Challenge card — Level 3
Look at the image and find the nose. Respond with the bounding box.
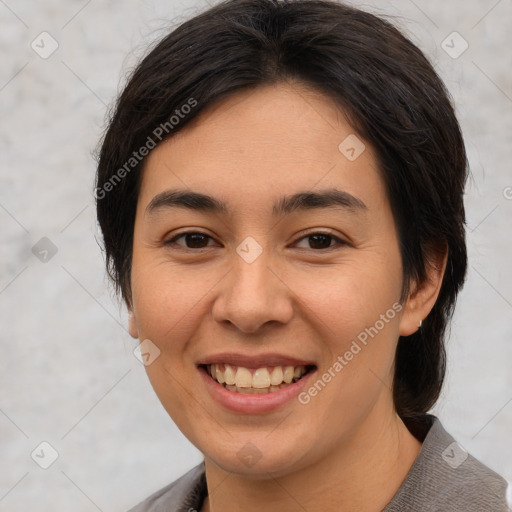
[211,243,294,334]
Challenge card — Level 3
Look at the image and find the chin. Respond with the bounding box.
[202,435,313,479]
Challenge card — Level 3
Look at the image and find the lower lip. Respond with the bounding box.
[198,366,316,414]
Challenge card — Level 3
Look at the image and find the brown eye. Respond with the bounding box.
[166,232,215,249]
[294,233,346,250]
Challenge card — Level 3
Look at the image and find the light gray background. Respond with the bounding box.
[1,0,511,510]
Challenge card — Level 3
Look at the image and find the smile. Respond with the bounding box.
[204,364,313,394]
[198,354,317,413]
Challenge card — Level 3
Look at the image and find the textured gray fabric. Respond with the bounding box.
[127,415,509,512]
[127,463,207,512]
[382,416,509,511]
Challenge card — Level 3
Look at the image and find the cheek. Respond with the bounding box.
[131,258,215,345]
[296,256,402,338]
[130,262,216,428]
[291,258,402,404]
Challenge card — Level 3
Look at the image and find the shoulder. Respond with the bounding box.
[384,415,510,511]
[127,462,206,512]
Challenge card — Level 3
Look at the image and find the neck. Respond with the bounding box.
[202,404,423,512]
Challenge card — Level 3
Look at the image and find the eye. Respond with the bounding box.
[165,232,217,249]
[164,231,348,251]
[293,232,347,250]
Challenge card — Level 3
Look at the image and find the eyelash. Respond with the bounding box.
[164,231,348,251]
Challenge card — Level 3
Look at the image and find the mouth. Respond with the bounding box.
[199,363,316,394]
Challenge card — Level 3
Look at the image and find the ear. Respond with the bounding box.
[399,244,448,337]
[128,309,139,339]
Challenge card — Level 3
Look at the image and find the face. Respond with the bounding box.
[128,82,413,477]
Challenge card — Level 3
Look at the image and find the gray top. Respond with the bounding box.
[127,415,510,512]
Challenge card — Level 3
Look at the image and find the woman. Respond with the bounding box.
[95,0,510,510]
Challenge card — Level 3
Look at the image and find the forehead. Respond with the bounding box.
[138,82,386,214]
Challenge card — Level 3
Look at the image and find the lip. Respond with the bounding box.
[198,364,317,414]
[197,352,316,369]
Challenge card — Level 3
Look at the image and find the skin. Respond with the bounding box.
[128,81,447,512]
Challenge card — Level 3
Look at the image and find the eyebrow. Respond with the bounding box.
[145,188,367,217]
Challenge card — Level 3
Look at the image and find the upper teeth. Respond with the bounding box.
[208,364,307,388]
